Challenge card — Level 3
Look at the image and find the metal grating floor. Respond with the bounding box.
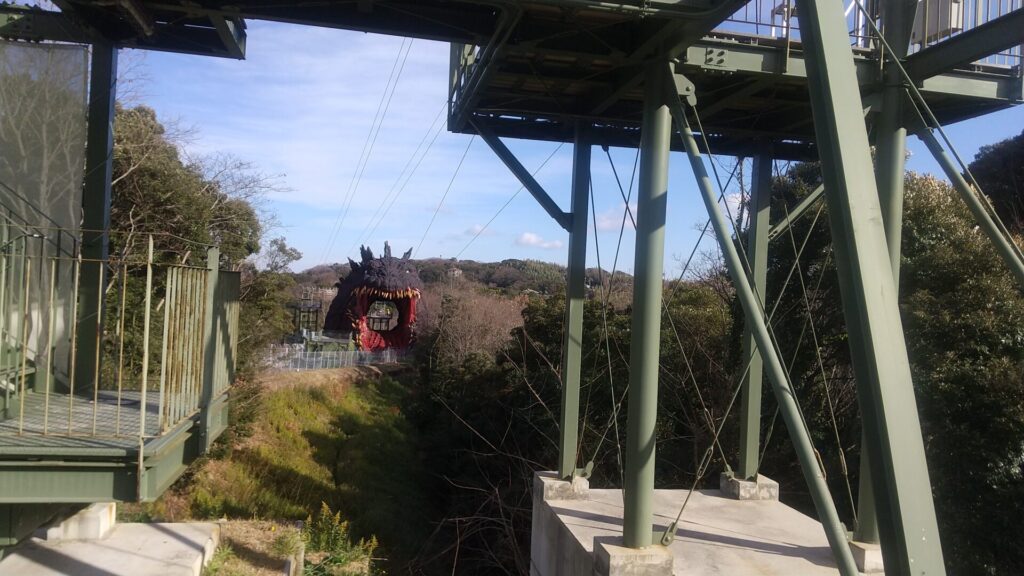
[0,390,163,451]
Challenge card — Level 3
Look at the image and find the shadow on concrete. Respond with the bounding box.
[6,542,121,576]
[149,523,207,554]
[550,504,836,569]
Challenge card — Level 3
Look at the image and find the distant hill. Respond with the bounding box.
[294,257,632,298]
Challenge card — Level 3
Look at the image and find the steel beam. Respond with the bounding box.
[622,62,671,549]
[586,0,749,115]
[768,184,824,241]
[737,150,771,479]
[472,120,572,231]
[796,0,946,570]
[856,0,916,545]
[905,8,1024,81]
[667,89,858,576]
[211,14,247,59]
[917,128,1024,288]
[558,124,591,479]
[0,6,93,43]
[75,43,117,395]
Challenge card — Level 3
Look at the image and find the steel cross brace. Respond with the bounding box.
[797,0,946,569]
[472,120,573,231]
[665,69,859,576]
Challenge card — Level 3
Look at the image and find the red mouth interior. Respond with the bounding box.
[351,287,419,351]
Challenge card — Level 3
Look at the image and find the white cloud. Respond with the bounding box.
[516,232,563,250]
[722,192,745,224]
[464,223,493,236]
[595,203,637,232]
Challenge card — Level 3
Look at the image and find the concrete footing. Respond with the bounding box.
[0,503,221,576]
[37,502,117,541]
[531,471,594,575]
[595,539,674,576]
[531,471,674,576]
[531,470,848,575]
[719,472,779,501]
[850,540,884,573]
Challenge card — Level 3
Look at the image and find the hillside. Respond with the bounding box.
[295,256,633,299]
[131,366,436,575]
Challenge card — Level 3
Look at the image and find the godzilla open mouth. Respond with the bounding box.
[323,243,424,352]
[351,286,420,351]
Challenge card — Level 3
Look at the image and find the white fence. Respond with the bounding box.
[263,345,405,371]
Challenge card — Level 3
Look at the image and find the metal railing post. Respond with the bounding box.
[623,62,671,549]
[199,247,220,450]
[138,236,154,440]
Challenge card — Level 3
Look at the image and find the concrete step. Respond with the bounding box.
[36,503,117,542]
[0,522,220,576]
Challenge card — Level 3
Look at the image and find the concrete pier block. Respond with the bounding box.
[531,472,592,576]
[594,539,674,576]
[3,522,219,576]
[850,540,885,573]
[535,470,590,501]
[719,472,779,501]
[38,502,117,541]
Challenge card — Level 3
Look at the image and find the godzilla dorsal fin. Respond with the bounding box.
[384,241,392,258]
[360,245,373,263]
[347,257,359,273]
[402,248,413,260]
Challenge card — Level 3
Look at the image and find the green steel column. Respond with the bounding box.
[558,123,591,479]
[668,97,858,575]
[918,128,1024,289]
[623,63,671,549]
[737,150,772,480]
[859,0,915,544]
[200,247,220,451]
[796,0,946,571]
[76,42,117,392]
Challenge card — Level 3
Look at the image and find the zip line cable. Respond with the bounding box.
[774,159,858,520]
[603,147,641,304]
[332,37,413,254]
[415,135,476,257]
[603,147,637,229]
[351,102,448,252]
[320,37,410,262]
[319,38,412,264]
[687,104,819,449]
[757,248,834,477]
[587,152,738,470]
[662,101,836,539]
[587,179,625,488]
[659,199,829,544]
[360,118,447,251]
[455,143,564,259]
[583,147,639,478]
[850,0,1024,264]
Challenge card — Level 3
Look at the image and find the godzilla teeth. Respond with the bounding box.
[353,286,420,300]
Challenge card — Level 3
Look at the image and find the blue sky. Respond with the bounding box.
[132,20,1024,274]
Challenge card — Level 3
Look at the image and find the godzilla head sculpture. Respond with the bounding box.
[324,242,423,351]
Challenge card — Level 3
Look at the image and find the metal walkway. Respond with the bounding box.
[0,391,160,452]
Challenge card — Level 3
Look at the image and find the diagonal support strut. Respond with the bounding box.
[472,119,572,231]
